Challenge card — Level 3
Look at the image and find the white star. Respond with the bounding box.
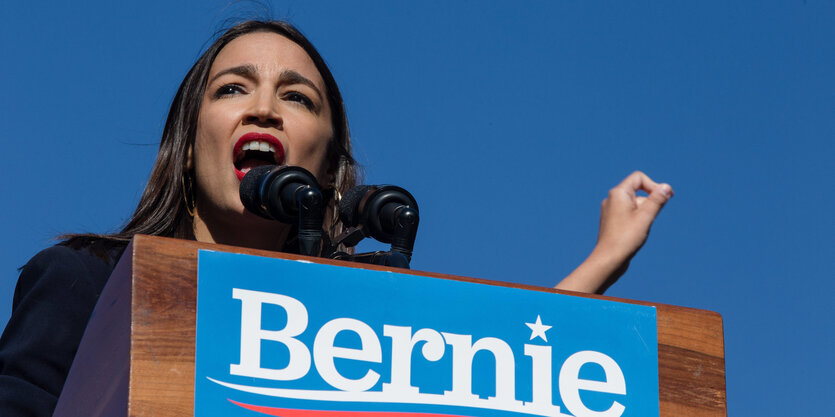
[525,315,552,342]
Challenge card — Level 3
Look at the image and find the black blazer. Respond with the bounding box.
[0,242,124,417]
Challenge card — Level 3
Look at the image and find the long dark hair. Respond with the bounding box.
[64,21,358,252]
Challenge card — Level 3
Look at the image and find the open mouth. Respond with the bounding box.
[233,133,285,180]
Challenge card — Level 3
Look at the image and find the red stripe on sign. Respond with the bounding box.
[228,399,474,417]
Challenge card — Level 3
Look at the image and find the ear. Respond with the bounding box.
[186,143,194,171]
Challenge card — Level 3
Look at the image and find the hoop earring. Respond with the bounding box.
[332,188,342,206]
[182,173,195,217]
[323,180,342,237]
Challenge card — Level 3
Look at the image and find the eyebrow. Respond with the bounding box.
[208,65,324,100]
[208,64,257,85]
[278,70,323,100]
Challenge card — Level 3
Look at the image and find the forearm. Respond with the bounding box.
[555,246,629,294]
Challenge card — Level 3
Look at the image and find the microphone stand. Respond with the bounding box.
[296,187,324,257]
[325,206,419,269]
[331,251,411,269]
[389,206,419,263]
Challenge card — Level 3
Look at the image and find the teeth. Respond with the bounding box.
[238,140,277,162]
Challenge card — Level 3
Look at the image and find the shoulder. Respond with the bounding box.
[13,242,126,310]
[23,241,124,271]
[21,245,92,276]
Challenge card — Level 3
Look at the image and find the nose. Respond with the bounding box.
[243,91,282,127]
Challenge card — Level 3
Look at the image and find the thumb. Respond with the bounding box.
[638,183,674,218]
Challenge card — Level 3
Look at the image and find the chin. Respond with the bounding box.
[235,204,281,227]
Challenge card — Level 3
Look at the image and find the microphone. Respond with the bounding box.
[240,165,324,256]
[339,185,419,260]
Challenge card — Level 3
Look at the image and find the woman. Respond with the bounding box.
[0,20,671,417]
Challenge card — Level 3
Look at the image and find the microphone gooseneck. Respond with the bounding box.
[338,185,419,263]
[239,165,324,256]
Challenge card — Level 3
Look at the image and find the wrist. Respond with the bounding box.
[588,244,631,272]
[556,248,622,293]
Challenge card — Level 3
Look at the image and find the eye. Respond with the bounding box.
[213,83,245,98]
[284,91,314,109]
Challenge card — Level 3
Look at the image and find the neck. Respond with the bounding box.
[191,208,292,252]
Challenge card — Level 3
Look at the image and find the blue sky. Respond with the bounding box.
[1,1,833,415]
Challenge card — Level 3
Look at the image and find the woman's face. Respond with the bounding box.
[192,31,333,224]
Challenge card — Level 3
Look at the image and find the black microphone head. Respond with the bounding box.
[339,185,375,227]
[239,165,278,219]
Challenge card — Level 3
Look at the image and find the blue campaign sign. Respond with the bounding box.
[194,250,659,417]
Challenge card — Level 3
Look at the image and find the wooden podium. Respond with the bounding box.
[53,235,726,416]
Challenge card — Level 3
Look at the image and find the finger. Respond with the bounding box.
[616,171,660,195]
[638,183,674,218]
